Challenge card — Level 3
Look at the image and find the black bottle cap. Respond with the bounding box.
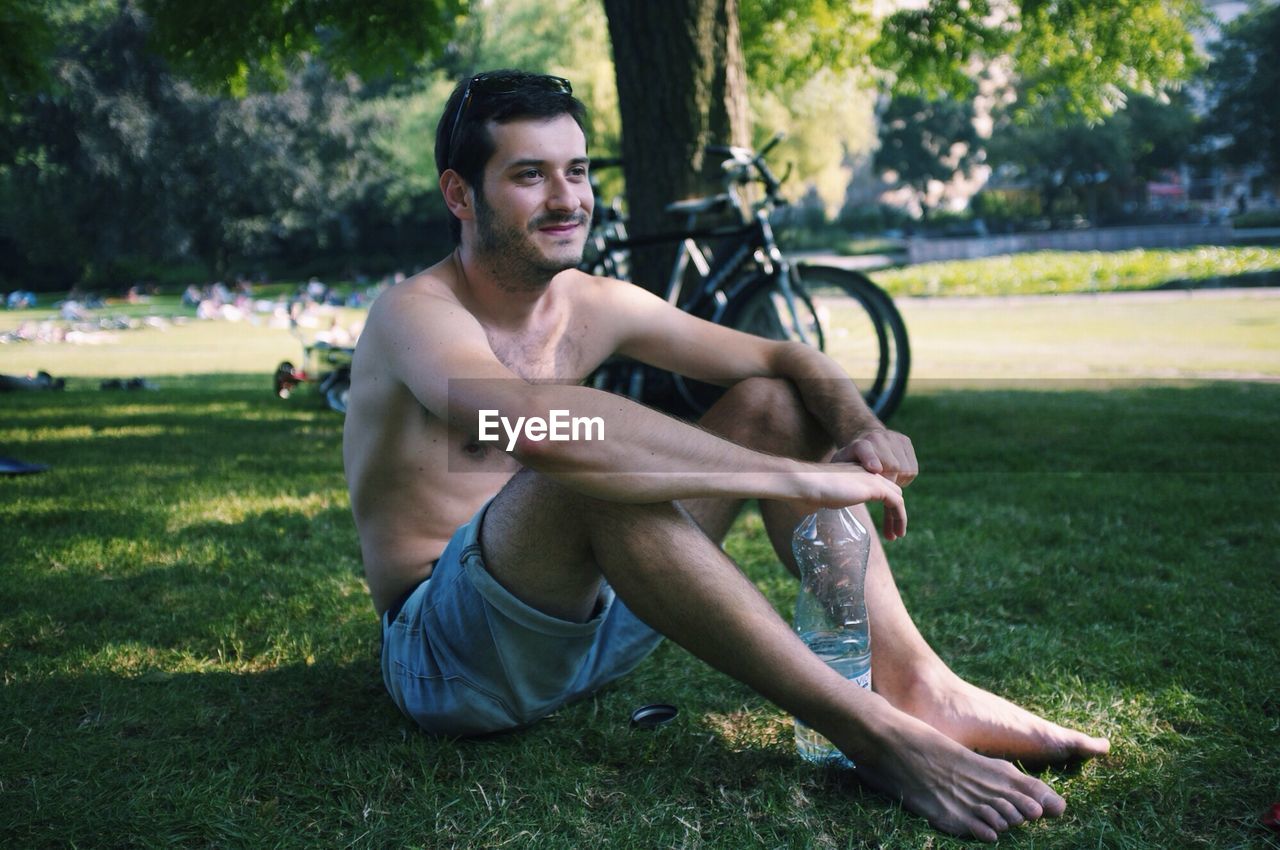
[629,703,678,729]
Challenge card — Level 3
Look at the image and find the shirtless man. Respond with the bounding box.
[342,70,1109,843]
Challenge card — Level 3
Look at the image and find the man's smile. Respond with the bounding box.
[532,213,588,237]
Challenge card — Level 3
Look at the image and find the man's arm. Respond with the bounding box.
[763,341,918,487]
[375,283,907,537]
[602,278,917,485]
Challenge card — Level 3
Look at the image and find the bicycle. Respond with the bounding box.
[581,134,911,422]
[273,316,354,414]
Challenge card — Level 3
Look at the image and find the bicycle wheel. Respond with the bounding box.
[791,264,910,422]
[590,357,700,419]
[670,271,823,415]
[703,265,910,422]
[320,367,351,414]
[723,273,825,350]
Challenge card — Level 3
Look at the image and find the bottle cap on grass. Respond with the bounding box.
[629,703,678,729]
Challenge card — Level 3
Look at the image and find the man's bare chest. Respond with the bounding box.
[485,314,589,383]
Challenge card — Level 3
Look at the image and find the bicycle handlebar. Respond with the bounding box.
[593,133,791,231]
[754,133,786,195]
[706,132,787,203]
[597,134,788,211]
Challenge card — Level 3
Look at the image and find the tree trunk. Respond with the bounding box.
[603,0,750,295]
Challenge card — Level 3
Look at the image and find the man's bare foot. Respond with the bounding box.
[836,706,1068,843]
[887,666,1110,766]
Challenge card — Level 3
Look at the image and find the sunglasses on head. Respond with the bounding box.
[446,73,574,170]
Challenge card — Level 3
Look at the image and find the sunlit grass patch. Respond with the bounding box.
[874,245,1280,298]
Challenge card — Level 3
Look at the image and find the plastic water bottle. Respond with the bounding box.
[792,507,872,768]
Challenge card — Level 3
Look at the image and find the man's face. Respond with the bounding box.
[470,114,594,286]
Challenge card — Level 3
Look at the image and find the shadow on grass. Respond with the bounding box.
[0,658,820,848]
[4,505,364,662]
[1151,268,1280,290]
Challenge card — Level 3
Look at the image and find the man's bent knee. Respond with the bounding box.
[480,468,695,621]
[702,377,830,459]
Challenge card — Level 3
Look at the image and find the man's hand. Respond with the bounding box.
[801,466,907,541]
[833,427,918,487]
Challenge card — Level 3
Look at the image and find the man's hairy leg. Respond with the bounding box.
[759,499,1110,764]
[730,384,1109,765]
[478,383,1071,842]
[482,470,1066,841]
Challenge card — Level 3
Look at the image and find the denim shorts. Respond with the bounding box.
[380,499,664,737]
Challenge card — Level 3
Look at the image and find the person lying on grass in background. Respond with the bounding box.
[342,69,1109,844]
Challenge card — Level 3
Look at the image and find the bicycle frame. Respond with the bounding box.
[594,203,818,346]
[582,133,910,421]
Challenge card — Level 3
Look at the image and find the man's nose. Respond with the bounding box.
[546,173,583,212]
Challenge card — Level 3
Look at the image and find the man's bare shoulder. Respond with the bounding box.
[571,266,626,292]
[370,262,462,319]
[364,262,495,350]
[563,268,654,311]
[569,267,683,332]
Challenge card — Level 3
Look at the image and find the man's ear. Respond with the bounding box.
[440,170,476,222]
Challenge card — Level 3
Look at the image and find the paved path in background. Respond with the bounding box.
[792,226,1280,275]
[788,252,898,272]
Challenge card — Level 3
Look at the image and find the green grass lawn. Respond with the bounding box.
[3,287,1279,848]
[0,298,364,380]
[825,289,1280,385]
[874,246,1280,298]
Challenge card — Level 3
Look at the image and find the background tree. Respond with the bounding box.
[1123,90,1198,185]
[193,62,408,277]
[139,0,465,97]
[0,0,57,100]
[739,0,877,216]
[1200,1,1280,175]
[874,94,979,223]
[601,0,751,292]
[0,5,194,287]
[986,113,1127,226]
[0,3,418,289]
[2,0,1211,291]
[984,91,1198,227]
[872,0,1204,124]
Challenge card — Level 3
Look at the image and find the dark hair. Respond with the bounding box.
[435,69,589,244]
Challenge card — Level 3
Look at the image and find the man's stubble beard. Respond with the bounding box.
[473,190,587,294]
